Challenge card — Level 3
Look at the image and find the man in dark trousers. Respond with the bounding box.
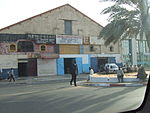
[8,68,15,82]
[70,61,78,86]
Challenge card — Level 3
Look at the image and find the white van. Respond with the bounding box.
[104,63,119,73]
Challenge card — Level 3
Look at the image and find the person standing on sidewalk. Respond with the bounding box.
[106,65,109,74]
[70,61,78,86]
[117,67,124,83]
[87,67,94,81]
[137,65,147,81]
[8,68,15,82]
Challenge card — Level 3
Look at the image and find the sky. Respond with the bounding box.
[0,0,113,29]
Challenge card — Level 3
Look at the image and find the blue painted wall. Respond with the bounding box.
[82,55,90,73]
[57,58,64,75]
[90,57,98,72]
[108,57,116,63]
[82,64,90,73]
[57,55,91,75]
[1,68,18,79]
[57,56,91,75]
[76,57,82,74]
[108,57,123,67]
[80,45,84,54]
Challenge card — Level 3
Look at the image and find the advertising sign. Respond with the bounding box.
[56,35,82,44]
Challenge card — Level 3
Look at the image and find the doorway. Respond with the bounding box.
[64,58,75,74]
[18,58,37,77]
[98,57,108,72]
[18,62,28,77]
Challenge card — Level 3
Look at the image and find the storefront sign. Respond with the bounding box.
[41,53,59,59]
[27,34,56,44]
[56,35,82,44]
[0,34,56,44]
[90,37,104,45]
[83,36,90,44]
[28,52,59,59]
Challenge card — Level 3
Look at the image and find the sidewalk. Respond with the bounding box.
[78,80,148,87]
[0,74,88,85]
[78,72,149,87]
[0,74,148,87]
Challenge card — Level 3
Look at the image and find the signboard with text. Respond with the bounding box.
[90,37,104,45]
[27,34,56,44]
[56,35,82,44]
[0,34,56,44]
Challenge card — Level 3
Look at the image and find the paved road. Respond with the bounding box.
[0,81,146,113]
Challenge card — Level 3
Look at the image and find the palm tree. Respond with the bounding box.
[99,0,150,52]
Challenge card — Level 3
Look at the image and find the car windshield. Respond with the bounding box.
[111,65,117,68]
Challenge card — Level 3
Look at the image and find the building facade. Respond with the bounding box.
[0,4,121,77]
[0,34,58,78]
[121,37,150,68]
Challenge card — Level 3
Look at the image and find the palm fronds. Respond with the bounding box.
[99,0,150,51]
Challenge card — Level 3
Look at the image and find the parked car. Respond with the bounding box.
[104,63,119,73]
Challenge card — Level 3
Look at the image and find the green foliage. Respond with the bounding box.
[99,0,150,50]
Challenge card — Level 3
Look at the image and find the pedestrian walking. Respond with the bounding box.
[8,68,15,82]
[117,67,124,83]
[70,61,78,86]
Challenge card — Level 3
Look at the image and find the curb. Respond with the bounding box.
[0,77,87,86]
[77,81,147,87]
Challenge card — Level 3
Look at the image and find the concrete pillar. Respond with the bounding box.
[131,38,137,65]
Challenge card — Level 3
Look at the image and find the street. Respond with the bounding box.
[0,81,146,113]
